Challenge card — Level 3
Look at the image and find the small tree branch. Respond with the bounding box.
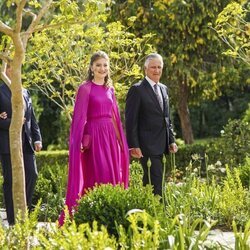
[15,0,27,32]
[27,0,53,33]
[0,53,12,63]
[32,20,87,33]
[23,8,37,21]
[22,0,53,47]
[0,21,13,37]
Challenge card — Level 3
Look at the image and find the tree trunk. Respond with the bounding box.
[9,35,27,221]
[177,75,194,144]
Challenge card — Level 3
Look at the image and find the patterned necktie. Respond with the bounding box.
[154,84,163,110]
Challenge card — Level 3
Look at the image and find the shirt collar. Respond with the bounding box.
[145,76,159,88]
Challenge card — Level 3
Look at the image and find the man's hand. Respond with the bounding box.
[130,148,143,158]
[0,112,26,125]
[34,142,42,152]
[0,112,7,119]
[169,143,178,153]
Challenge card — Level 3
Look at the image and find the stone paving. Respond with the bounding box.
[0,209,245,249]
[206,230,235,249]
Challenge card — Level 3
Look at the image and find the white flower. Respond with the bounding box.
[215,161,222,167]
[219,167,226,173]
[207,165,215,171]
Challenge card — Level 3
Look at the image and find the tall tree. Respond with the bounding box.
[110,0,244,144]
[0,0,54,221]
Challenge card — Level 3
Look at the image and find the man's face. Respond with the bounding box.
[145,58,163,83]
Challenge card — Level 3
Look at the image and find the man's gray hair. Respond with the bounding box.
[144,53,163,68]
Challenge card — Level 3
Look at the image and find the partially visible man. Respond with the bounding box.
[125,53,178,196]
[0,65,42,225]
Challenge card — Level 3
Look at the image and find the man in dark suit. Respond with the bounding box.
[0,65,42,225]
[125,53,178,196]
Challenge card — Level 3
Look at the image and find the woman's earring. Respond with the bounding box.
[91,71,94,77]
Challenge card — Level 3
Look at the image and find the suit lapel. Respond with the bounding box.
[159,84,166,112]
[159,84,170,115]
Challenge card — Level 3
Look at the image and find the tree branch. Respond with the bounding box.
[23,8,37,21]
[15,0,27,32]
[22,0,53,46]
[0,53,12,63]
[32,20,88,33]
[0,21,13,37]
[28,0,53,32]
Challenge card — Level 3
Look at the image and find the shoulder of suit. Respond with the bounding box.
[132,80,144,87]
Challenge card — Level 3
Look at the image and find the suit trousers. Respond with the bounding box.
[0,152,38,224]
[140,155,164,196]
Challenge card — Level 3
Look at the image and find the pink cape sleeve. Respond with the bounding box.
[111,88,130,188]
[58,81,91,225]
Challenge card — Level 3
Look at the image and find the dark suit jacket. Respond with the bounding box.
[125,78,175,156]
[0,83,42,154]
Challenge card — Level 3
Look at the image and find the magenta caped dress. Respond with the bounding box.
[59,81,129,225]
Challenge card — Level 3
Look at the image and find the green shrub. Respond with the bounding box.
[238,156,250,189]
[36,150,68,171]
[32,150,68,221]
[216,166,250,229]
[207,119,250,167]
[38,221,117,249]
[233,219,250,250]
[164,177,220,224]
[0,207,118,249]
[0,206,40,249]
[129,160,143,188]
[173,118,250,173]
[163,166,250,231]
[33,161,68,221]
[242,103,250,123]
[0,207,218,250]
[170,119,250,175]
[74,184,164,237]
[173,144,207,173]
[118,210,161,249]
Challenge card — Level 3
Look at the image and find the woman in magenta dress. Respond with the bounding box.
[59,51,129,225]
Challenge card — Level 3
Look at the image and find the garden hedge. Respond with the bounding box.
[36,150,68,171]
